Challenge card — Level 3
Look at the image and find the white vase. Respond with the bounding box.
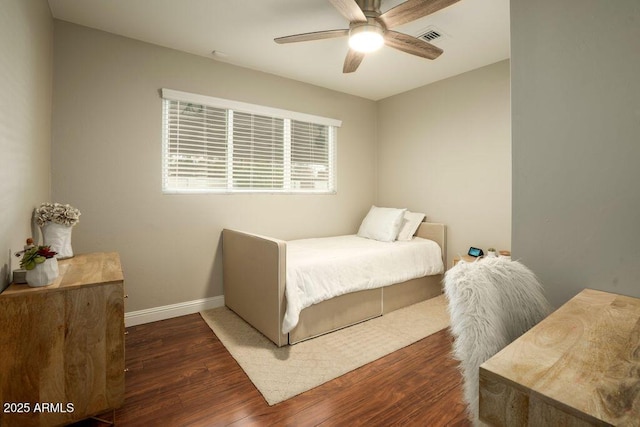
[41,222,74,259]
[25,258,59,287]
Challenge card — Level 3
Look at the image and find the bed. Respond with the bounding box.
[222,211,446,347]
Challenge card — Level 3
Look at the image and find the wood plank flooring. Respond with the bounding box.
[75,313,471,426]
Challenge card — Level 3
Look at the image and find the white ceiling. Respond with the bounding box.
[47,0,510,101]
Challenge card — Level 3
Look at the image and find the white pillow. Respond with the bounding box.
[396,211,426,241]
[357,206,406,242]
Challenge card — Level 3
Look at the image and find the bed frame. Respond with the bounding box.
[222,222,446,347]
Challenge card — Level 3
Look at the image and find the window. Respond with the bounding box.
[161,89,341,194]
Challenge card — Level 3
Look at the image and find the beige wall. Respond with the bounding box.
[377,60,511,267]
[0,0,53,291]
[52,21,378,312]
[511,0,640,306]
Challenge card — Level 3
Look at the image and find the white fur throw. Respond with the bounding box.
[443,257,551,425]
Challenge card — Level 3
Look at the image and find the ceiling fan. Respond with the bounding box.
[274,0,460,73]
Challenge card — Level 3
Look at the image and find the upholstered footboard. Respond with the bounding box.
[222,229,288,347]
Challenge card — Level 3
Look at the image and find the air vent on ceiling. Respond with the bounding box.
[419,29,441,42]
[417,26,448,44]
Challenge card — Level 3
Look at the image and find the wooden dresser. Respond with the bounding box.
[479,288,640,426]
[0,252,125,426]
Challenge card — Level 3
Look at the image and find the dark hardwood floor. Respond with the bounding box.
[78,313,471,426]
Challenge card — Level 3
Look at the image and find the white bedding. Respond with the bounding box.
[282,235,444,333]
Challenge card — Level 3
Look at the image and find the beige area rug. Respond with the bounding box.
[200,294,450,405]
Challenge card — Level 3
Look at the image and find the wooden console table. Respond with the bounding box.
[0,252,125,426]
[479,288,640,426]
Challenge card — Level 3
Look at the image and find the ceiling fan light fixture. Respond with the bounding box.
[348,23,384,53]
[274,0,458,73]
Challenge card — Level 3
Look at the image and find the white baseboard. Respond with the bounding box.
[125,295,225,327]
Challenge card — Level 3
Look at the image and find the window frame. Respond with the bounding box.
[161,89,341,195]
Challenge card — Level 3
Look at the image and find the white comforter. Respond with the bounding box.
[282,235,444,333]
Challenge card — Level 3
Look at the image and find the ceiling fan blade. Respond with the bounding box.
[328,0,367,23]
[343,49,365,73]
[379,0,460,28]
[274,29,349,44]
[384,31,443,59]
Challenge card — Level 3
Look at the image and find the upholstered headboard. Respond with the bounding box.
[416,222,446,267]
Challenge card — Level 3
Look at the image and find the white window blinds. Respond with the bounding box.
[161,89,340,194]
